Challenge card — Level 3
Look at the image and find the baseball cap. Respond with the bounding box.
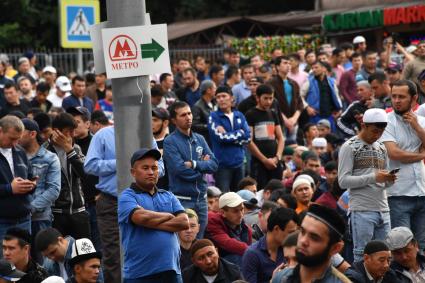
[363,108,388,124]
[237,189,259,208]
[130,148,161,166]
[317,119,331,129]
[385,226,414,250]
[41,276,66,283]
[312,137,327,148]
[55,76,72,92]
[353,36,366,44]
[152,108,170,120]
[69,238,102,267]
[207,186,222,198]
[0,259,26,281]
[67,106,91,121]
[385,63,402,73]
[22,118,40,133]
[42,66,57,74]
[219,192,245,209]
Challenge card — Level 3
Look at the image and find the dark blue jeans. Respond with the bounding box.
[0,216,31,258]
[86,203,102,252]
[388,196,425,251]
[177,195,208,239]
[124,271,182,283]
[214,166,244,193]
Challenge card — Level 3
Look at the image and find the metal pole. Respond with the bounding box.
[77,48,83,74]
[105,0,152,193]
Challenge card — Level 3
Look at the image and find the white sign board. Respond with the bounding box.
[102,24,170,79]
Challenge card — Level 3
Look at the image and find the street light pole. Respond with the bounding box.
[105,0,153,194]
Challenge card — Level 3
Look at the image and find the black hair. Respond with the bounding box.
[340,42,354,50]
[332,48,344,57]
[274,56,290,66]
[303,123,316,133]
[363,50,377,58]
[241,64,254,72]
[368,72,387,84]
[72,75,85,85]
[91,110,109,125]
[261,200,279,213]
[225,65,239,80]
[351,52,362,60]
[28,107,43,117]
[209,65,223,78]
[324,161,337,172]
[215,85,232,96]
[169,101,190,119]
[4,81,17,91]
[282,231,299,247]
[183,67,196,76]
[228,48,239,55]
[4,228,31,248]
[36,82,50,93]
[150,84,165,97]
[84,73,95,84]
[305,49,315,57]
[288,53,301,61]
[316,51,328,58]
[267,207,299,232]
[237,176,257,191]
[159,73,172,83]
[270,189,298,210]
[35,228,62,252]
[178,57,190,63]
[256,84,274,97]
[52,112,77,130]
[34,112,52,131]
[264,179,284,192]
[391,79,418,97]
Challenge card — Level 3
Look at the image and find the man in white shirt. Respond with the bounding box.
[47,76,71,107]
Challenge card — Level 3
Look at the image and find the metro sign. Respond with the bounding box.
[109,35,137,61]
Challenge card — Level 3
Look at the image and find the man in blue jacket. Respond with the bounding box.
[62,76,94,113]
[208,85,250,192]
[303,61,342,132]
[0,115,36,256]
[164,101,218,238]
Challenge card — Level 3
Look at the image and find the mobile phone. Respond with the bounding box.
[390,168,400,174]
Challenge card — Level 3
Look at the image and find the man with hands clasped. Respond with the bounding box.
[0,115,36,256]
[380,79,425,251]
[339,108,396,262]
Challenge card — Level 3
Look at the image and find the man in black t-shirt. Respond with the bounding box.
[246,84,285,190]
[152,107,170,190]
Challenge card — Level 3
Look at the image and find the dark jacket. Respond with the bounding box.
[45,142,86,214]
[345,260,410,283]
[62,94,94,113]
[183,258,241,283]
[390,253,425,283]
[336,100,368,138]
[0,145,33,219]
[30,99,53,113]
[269,75,303,118]
[0,99,31,118]
[18,259,48,283]
[192,97,216,146]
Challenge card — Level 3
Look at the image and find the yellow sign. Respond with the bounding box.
[60,0,100,48]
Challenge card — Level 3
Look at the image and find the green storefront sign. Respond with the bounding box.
[323,4,425,31]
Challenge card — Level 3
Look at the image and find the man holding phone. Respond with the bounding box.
[0,116,36,256]
[338,108,395,262]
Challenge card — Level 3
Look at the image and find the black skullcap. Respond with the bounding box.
[216,85,232,96]
[190,239,215,257]
[307,204,346,239]
[364,240,390,255]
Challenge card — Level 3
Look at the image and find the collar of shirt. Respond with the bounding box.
[130,182,158,196]
[364,263,382,283]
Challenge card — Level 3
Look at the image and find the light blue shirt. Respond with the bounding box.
[380,112,425,197]
[84,126,164,197]
[232,80,251,106]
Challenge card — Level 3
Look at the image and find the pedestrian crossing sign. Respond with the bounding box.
[60,0,100,48]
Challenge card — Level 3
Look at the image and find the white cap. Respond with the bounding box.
[363,108,388,124]
[41,276,66,283]
[353,36,366,44]
[42,66,57,74]
[406,45,417,53]
[312,137,327,148]
[292,177,312,192]
[219,192,244,209]
[55,76,72,92]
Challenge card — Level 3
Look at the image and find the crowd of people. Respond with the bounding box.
[0,35,425,283]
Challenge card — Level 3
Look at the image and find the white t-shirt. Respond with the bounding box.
[225,112,234,129]
[202,274,218,283]
[0,148,14,176]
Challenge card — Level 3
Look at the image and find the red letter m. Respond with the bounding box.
[113,40,134,59]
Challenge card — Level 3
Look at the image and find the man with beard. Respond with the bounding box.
[152,107,170,190]
[381,79,425,252]
[271,204,350,283]
[176,68,201,107]
[183,239,241,283]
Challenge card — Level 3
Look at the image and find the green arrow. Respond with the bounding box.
[140,39,165,62]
